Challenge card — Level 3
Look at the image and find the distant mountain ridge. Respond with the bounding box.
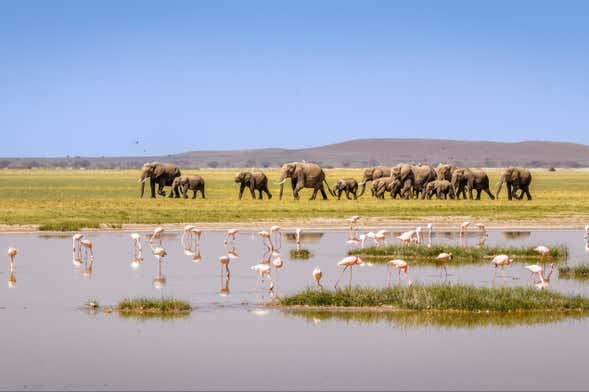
[2,138,589,169]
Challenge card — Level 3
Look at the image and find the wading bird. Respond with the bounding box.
[259,230,273,250]
[335,256,368,289]
[152,247,167,261]
[272,256,284,269]
[460,222,471,236]
[295,228,302,251]
[80,239,94,262]
[270,225,282,250]
[251,263,274,296]
[313,266,323,290]
[130,232,142,258]
[182,225,201,248]
[150,227,164,244]
[475,223,486,234]
[224,228,239,245]
[413,227,422,245]
[8,247,17,265]
[387,259,413,287]
[435,252,453,277]
[72,233,84,262]
[535,263,554,290]
[585,224,589,239]
[219,256,230,278]
[524,264,544,283]
[397,230,415,247]
[491,254,513,280]
[534,245,551,258]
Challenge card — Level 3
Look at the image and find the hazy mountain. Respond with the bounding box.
[3,139,589,169]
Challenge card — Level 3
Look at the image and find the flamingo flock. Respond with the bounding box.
[3,219,586,294]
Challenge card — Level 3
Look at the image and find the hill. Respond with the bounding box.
[2,138,589,169]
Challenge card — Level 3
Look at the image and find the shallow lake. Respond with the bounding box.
[1,228,588,390]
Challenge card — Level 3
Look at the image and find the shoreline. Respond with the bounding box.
[0,218,588,234]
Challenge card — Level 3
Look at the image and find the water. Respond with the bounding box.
[0,229,588,390]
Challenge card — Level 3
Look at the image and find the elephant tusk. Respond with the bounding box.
[275,179,287,185]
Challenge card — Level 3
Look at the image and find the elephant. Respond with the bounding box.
[436,163,459,181]
[390,163,414,199]
[423,180,455,200]
[172,175,206,199]
[234,171,272,200]
[373,177,402,199]
[496,167,532,200]
[333,178,359,200]
[451,168,495,200]
[277,162,334,200]
[410,164,437,199]
[139,162,181,198]
[357,166,392,197]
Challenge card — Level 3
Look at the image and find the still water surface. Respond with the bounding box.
[0,229,588,390]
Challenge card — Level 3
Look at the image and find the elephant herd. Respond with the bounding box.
[137,161,533,201]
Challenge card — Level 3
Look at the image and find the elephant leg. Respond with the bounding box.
[150,180,156,198]
[476,189,481,200]
[401,180,412,199]
[345,190,352,200]
[249,185,256,199]
[524,186,532,200]
[507,184,513,200]
[319,186,328,200]
[293,181,304,200]
[174,184,181,198]
[264,186,272,199]
[485,188,495,200]
[352,190,357,200]
[337,190,341,200]
[310,187,318,200]
[192,190,197,199]
[201,186,206,199]
[238,184,245,200]
[182,184,189,199]
[258,189,263,200]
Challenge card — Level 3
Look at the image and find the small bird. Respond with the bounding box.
[8,247,17,264]
[150,227,164,243]
[224,228,239,245]
[387,259,413,287]
[313,266,323,290]
[534,245,551,258]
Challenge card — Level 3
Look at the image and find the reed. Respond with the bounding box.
[559,265,589,280]
[117,297,191,314]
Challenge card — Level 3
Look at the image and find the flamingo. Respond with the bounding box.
[224,228,238,245]
[8,268,16,288]
[8,247,17,265]
[375,229,389,245]
[150,227,164,243]
[346,216,361,234]
[413,227,422,245]
[426,223,433,236]
[535,263,555,289]
[364,231,378,246]
[435,252,453,277]
[272,256,284,269]
[491,254,513,279]
[524,264,544,283]
[181,225,196,247]
[460,221,471,236]
[295,228,302,251]
[80,239,94,261]
[251,263,274,295]
[152,247,167,261]
[334,256,367,289]
[259,230,273,249]
[313,266,323,290]
[397,230,414,247]
[387,259,413,287]
[72,233,83,261]
[534,245,551,258]
[475,223,486,234]
[270,225,282,249]
[219,256,231,278]
[130,233,142,259]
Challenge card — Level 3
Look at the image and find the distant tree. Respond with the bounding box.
[26,160,41,168]
[261,161,272,168]
[0,160,10,168]
[207,161,219,168]
[369,158,379,166]
[73,160,91,168]
[244,159,256,168]
[341,160,351,168]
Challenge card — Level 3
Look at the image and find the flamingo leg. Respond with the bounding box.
[348,266,353,288]
[334,266,348,289]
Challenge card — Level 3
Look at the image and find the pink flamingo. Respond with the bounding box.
[8,247,17,265]
[295,228,302,251]
[80,239,94,262]
[259,230,273,249]
[270,225,282,249]
[435,252,453,277]
[219,256,231,278]
[491,254,513,280]
[534,245,551,258]
[524,264,544,283]
[475,223,486,234]
[130,232,142,258]
[313,266,323,290]
[397,230,414,247]
[150,227,164,243]
[334,256,367,289]
[224,228,239,245]
[387,259,413,286]
[251,263,274,295]
[460,221,471,236]
[72,233,83,261]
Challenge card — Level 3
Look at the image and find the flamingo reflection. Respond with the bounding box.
[270,225,282,251]
[7,248,17,288]
[130,233,143,269]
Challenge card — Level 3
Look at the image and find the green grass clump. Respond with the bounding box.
[290,248,311,259]
[349,244,567,264]
[117,297,192,314]
[283,309,584,329]
[39,220,100,231]
[559,265,589,280]
[0,169,588,227]
[278,285,589,312]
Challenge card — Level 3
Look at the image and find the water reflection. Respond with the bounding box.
[153,260,166,289]
[282,309,588,329]
[502,231,531,240]
[8,263,16,288]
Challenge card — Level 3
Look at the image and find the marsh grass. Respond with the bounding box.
[349,244,567,264]
[290,248,312,260]
[283,309,585,329]
[559,265,589,280]
[117,297,191,314]
[0,169,587,229]
[278,285,589,311]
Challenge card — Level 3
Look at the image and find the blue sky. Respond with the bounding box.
[1,1,588,157]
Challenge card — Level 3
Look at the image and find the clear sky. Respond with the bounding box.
[1,0,588,157]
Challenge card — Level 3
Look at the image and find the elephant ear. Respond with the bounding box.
[153,165,166,178]
[510,170,519,182]
[244,172,253,183]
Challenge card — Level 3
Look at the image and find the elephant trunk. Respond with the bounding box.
[139,175,147,198]
[278,173,286,200]
[357,180,367,197]
[496,178,504,198]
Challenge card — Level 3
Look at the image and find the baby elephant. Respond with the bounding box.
[172,175,206,199]
[423,180,455,200]
[234,171,272,200]
[333,178,359,200]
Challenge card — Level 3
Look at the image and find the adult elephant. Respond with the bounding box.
[373,177,402,199]
[277,162,334,200]
[410,164,437,199]
[138,162,181,198]
[436,163,458,181]
[451,168,495,200]
[496,167,532,200]
[390,163,414,199]
[357,166,392,197]
[234,171,272,200]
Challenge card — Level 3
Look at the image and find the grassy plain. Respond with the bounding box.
[0,168,587,230]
